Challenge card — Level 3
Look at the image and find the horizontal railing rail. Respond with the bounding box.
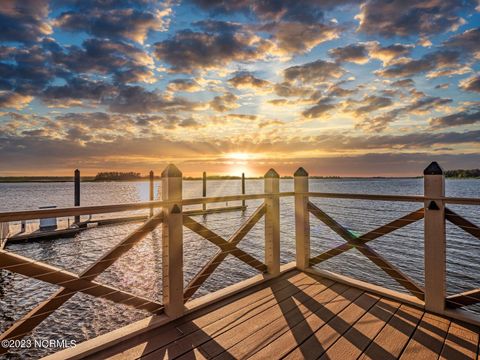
[1,192,478,223]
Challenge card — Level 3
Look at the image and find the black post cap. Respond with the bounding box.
[161,164,182,177]
[294,167,308,177]
[264,168,279,178]
[423,161,444,175]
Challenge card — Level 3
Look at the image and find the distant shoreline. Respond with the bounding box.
[1,175,478,183]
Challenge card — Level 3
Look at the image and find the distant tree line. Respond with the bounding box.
[94,172,143,181]
[445,169,480,178]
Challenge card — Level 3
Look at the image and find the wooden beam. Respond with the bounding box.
[445,208,480,240]
[183,204,266,301]
[183,216,267,273]
[0,250,163,312]
[308,201,424,299]
[0,194,269,222]
[447,288,480,308]
[0,212,164,347]
[183,215,267,272]
[309,208,424,265]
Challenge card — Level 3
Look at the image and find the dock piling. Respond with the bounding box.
[202,171,207,212]
[241,172,246,208]
[149,170,154,217]
[74,169,80,224]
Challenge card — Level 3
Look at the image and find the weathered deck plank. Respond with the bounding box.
[248,287,363,359]
[440,321,479,359]
[319,297,401,359]
[399,312,450,360]
[358,304,424,360]
[283,292,379,360]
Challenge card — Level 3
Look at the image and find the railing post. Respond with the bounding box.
[264,168,280,276]
[161,164,184,317]
[424,161,446,313]
[149,170,154,217]
[294,167,310,270]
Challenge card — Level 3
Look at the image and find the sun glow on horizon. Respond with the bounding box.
[224,152,253,160]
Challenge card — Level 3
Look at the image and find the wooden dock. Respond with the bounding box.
[46,269,480,360]
[0,162,479,359]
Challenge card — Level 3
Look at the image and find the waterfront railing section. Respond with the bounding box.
[0,162,479,354]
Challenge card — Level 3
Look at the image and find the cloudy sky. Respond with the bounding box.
[0,0,479,176]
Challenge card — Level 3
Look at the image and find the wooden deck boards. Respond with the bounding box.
[82,270,480,360]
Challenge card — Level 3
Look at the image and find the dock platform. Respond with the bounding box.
[48,269,480,360]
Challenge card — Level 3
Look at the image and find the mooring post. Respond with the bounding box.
[264,168,280,276]
[424,161,446,314]
[149,170,154,217]
[241,172,246,209]
[74,169,80,224]
[294,167,310,270]
[162,164,184,318]
[202,171,207,212]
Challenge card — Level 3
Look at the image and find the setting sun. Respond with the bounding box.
[224,152,253,160]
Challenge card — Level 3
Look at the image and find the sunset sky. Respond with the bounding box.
[0,0,479,176]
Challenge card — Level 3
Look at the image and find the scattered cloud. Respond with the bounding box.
[55,0,171,44]
[356,0,470,37]
[284,59,344,84]
[460,75,480,92]
[0,0,52,43]
[209,92,239,112]
[376,50,460,78]
[430,110,480,129]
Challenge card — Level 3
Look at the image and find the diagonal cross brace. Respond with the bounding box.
[183,213,267,274]
[445,207,480,240]
[307,202,424,299]
[310,208,425,265]
[0,250,163,312]
[183,204,266,301]
[0,212,164,349]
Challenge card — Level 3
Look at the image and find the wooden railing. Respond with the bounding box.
[294,162,480,317]
[0,162,479,355]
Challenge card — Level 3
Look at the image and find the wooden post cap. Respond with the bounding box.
[294,167,308,177]
[424,162,443,175]
[264,168,279,178]
[161,164,182,177]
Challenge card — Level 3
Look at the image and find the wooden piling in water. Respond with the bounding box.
[202,171,207,212]
[242,172,246,208]
[149,170,154,217]
[74,169,80,224]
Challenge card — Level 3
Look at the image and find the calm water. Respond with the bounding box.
[0,178,479,359]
